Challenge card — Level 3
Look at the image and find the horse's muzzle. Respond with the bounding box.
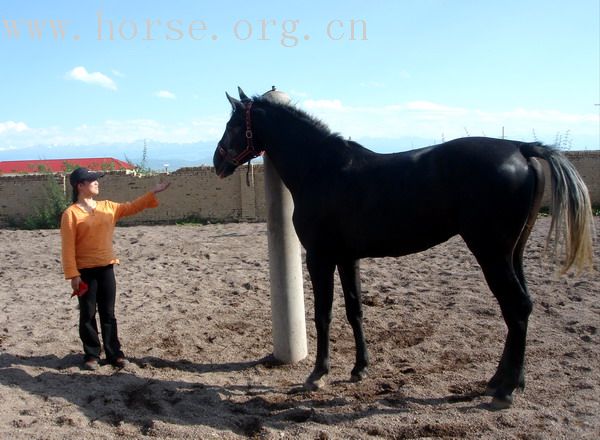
[213,145,236,178]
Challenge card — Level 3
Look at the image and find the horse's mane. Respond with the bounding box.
[252,95,377,161]
[253,95,337,139]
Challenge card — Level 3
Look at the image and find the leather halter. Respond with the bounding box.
[218,101,263,166]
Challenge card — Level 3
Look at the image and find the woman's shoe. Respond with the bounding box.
[113,357,129,369]
[82,359,99,371]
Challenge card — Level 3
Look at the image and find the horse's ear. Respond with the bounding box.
[226,92,242,110]
[238,87,251,102]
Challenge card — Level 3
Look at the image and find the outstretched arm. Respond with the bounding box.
[152,181,171,194]
[114,181,171,220]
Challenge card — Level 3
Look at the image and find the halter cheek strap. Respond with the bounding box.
[218,101,263,166]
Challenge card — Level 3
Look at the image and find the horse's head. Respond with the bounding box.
[213,87,262,178]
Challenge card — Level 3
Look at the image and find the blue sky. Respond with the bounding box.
[1,0,599,165]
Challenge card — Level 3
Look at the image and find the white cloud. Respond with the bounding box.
[0,101,597,154]
[0,121,28,134]
[155,90,176,99]
[500,108,598,124]
[66,66,117,91]
[297,98,599,147]
[0,117,227,150]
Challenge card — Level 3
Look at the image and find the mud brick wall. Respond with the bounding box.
[97,165,267,225]
[0,152,598,228]
[540,151,600,208]
[0,166,267,227]
[0,173,67,225]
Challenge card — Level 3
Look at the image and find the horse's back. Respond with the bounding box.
[321,137,540,258]
[349,136,534,209]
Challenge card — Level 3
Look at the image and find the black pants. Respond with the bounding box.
[78,265,124,363]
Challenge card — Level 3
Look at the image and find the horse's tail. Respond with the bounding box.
[520,142,594,273]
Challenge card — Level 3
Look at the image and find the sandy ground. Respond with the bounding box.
[0,217,598,439]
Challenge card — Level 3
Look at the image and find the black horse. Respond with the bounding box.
[213,88,594,409]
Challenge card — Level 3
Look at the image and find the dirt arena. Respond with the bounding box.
[0,217,598,439]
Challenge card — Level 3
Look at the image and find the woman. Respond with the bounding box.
[60,167,170,370]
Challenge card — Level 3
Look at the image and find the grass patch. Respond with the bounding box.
[7,176,70,229]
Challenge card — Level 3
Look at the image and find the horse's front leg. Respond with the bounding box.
[338,259,369,382]
[305,251,335,391]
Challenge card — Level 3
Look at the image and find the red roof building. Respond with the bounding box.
[0,158,134,175]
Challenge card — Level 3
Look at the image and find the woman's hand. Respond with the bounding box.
[152,181,171,194]
[71,276,81,292]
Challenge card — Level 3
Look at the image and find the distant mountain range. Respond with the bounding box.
[0,141,218,171]
[0,136,449,171]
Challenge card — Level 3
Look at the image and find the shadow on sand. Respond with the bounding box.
[0,352,489,437]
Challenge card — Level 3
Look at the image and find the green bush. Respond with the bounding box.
[11,176,70,229]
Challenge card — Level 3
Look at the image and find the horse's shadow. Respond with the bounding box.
[0,352,490,436]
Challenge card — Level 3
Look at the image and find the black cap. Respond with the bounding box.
[69,167,105,187]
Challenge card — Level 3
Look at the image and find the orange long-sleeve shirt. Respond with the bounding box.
[60,192,159,279]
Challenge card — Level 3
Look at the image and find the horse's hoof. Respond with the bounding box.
[304,377,325,391]
[490,394,513,410]
[484,386,497,397]
[350,369,368,383]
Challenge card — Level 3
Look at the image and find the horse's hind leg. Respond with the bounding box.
[489,158,543,398]
[476,253,533,409]
[513,157,544,296]
[338,259,369,382]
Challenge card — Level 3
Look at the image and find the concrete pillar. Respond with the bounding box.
[263,87,307,363]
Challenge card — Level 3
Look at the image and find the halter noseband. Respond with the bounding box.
[218,100,263,166]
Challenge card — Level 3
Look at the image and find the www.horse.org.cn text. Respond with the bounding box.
[1,11,368,47]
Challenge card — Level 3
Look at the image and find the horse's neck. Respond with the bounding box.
[258,107,333,194]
